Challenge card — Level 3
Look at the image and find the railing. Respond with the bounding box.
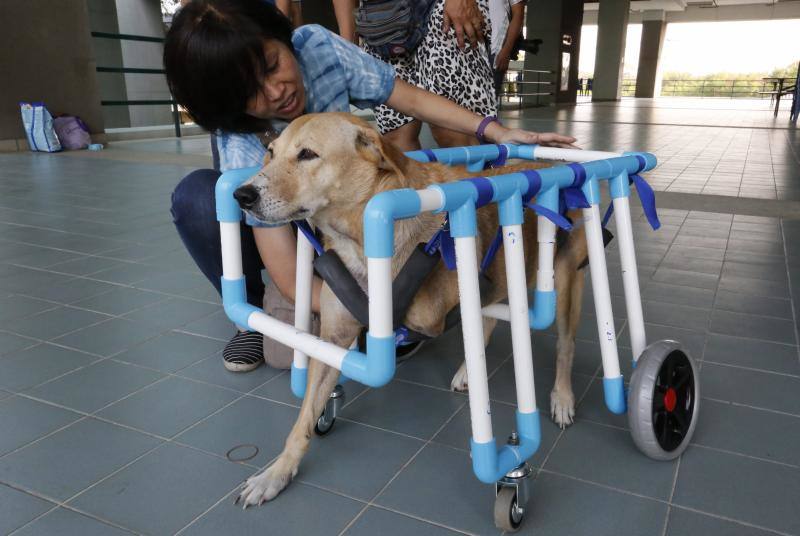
[499,69,554,107]
[90,31,182,137]
[618,78,786,99]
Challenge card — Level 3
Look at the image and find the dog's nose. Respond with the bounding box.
[233,185,260,209]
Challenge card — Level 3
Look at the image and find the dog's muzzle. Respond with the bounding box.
[234,185,260,210]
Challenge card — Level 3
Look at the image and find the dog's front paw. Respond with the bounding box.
[236,463,297,508]
[550,388,575,429]
[450,364,469,392]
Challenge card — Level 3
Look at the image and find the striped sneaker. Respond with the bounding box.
[223,331,264,372]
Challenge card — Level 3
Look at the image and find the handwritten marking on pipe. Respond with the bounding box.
[507,231,516,244]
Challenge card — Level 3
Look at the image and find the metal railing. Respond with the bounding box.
[498,69,554,107]
[617,78,789,99]
[90,31,182,137]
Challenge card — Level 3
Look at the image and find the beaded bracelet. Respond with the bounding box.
[475,115,500,143]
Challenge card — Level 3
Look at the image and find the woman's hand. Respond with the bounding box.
[443,0,485,50]
[486,123,578,149]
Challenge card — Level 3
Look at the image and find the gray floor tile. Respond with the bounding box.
[298,418,424,500]
[71,286,166,316]
[0,483,55,535]
[26,360,164,413]
[659,255,723,275]
[182,481,363,536]
[90,263,157,285]
[0,267,76,295]
[0,418,160,501]
[692,399,800,466]
[175,309,233,340]
[20,277,118,305]
[176,395,299,468]
[642,281,716,309]
[0,295,56,324]
[344,507,462,536]
[722,260,789,282]
[727,238,785,256]
[97,376,239,438]
[53,318,163,357]
[0,344,97,392]
[544,421,677,500]
[181,356,285,393]
[713,289,793,319]
[528,334,604,377]
[575,379,631,429]
[433,400,561,468]
[642,301,710,331]
[69,443,251,536]
[702,333,799,374]
[0,396,81,456]
[651,267,719,290]
[343,380,465,440]
[5,306,110,341]
[122,297,219,331]
[132,270,211,296]
[375,442,502,535]
[665,507,777,536]
[717,274,789,299]
[0,330,37,357]
[488,362,594,411]
[114,331,224,373]
[708,309,795,344]
[701,362,800,416]
[47,255,126,276]
[618,322,707,362]
[11,507,134,536]
[522,472,668,536]
[673,446,800,535]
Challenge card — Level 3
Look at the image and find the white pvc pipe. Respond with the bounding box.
[482,303,511,322]
[454,236,494,444]
[612,196,647,363]
[582,204,622,379]
[220,222,243,279]
[534,147,621,163]
[368,258,393,338]
[248,310,349,369]
[417,189,444,212]
[293,228,315,371]
[502,224,537,414]
[537,216,556,292]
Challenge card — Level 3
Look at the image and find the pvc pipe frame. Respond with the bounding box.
[215,145,656,484]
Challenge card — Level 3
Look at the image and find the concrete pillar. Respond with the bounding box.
[635,11,667,98]
[592,0,630,101]
[522,0,583,105]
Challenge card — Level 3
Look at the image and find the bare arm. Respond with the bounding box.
[275,0,291,18]
[253,225,322,313]
[332,0,358,43]
[496,2,525,72]
[385,79,577,147]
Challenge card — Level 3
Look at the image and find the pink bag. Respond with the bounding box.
[53,116,91,150]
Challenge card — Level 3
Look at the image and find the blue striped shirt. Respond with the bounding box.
[217,25,396,226]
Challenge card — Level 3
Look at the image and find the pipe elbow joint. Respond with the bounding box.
[530,289,556,330]
[364,190,421,258]
[215,166,260,222]
[341,334,396,388]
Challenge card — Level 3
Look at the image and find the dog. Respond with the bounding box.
[233,112,588,506]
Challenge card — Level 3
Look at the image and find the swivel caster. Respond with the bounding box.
[628,340,699,460]
[314,384,345,436]
[494,435,532,532]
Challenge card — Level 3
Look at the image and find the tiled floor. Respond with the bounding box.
[1,99,799,536]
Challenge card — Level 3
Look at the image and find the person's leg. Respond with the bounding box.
[429,125,476,148]
[382,120,423,152]
[171,169,267,371]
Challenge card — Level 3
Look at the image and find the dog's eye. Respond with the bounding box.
[297,148,318,161]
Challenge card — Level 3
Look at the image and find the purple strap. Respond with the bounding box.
[487,144,508,168]
[462,177,494,208]
[480,227,504,274]
[422,149,438,162]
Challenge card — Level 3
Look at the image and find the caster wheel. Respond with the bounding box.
[628,340,699,460]
[494,487,524,532]
[314,410,335,436]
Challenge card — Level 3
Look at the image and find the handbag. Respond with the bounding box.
[356,0,436,59]
[19,102,62,153]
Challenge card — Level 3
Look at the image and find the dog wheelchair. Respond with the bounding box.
[216,144,700,532]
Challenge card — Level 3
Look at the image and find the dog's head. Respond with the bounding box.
[234,112,407,225]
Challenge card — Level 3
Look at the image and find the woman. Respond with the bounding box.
[165,0,576,372]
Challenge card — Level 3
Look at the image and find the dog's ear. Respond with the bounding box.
[354,126,405,175]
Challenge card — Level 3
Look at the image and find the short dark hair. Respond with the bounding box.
[164,0,294,133]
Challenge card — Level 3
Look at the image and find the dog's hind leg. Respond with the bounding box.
[450,316,498,392]
[238,286,361,507]
[550,255,585,429]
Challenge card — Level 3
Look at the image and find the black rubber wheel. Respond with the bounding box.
[628,340,699,460]
[494,487,524,532]
[314,413,335,436]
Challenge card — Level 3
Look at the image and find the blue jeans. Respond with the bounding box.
[170,169,265,307]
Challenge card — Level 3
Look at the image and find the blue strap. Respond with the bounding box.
[526,202,574,230]
[560,163,590,213]
[487,144,508,168]
[293,220,325,255]
[462,177,494,208]
[480,227,503,274]
[394,326,410,346]
[422,149,438,162]
[601,173,661,231]
[520,169,542,202]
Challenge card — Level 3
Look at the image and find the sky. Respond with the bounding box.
[579,19,800,76]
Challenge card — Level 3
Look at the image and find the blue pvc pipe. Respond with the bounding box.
[470,410,541,484]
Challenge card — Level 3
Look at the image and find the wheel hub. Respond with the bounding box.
[663,387,677,412]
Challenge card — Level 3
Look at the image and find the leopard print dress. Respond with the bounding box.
[364,0,497,134]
